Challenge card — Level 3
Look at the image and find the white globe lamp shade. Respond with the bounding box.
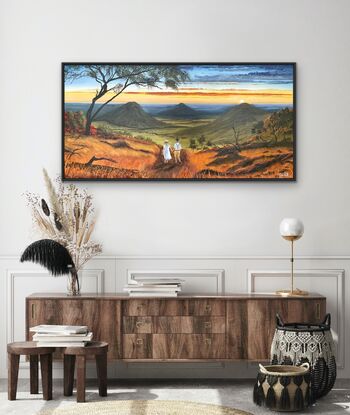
[280,218,304,241]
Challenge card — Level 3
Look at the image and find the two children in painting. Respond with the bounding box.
[163,138,182,164]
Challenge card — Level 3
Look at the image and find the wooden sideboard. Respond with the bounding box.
[26,293,326,362]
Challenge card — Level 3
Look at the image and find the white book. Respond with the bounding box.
[129,292,178,297]
[36,341,87,347]
[124,287,181,292]
[133,278,185,285]
[33,332,93,342]
[30,325,88,334]
[125,284,181,289]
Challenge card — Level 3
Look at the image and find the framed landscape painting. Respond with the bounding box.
[62,63,296,181]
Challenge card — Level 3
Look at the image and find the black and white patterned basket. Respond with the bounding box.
[270,313,337,400]
[253,363,312,412]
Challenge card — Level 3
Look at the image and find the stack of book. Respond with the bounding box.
[30,325,93,347]
[124,278,184,297]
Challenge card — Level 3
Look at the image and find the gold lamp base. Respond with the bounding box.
[275,288,309,297]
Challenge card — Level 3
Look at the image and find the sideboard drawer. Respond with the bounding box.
[193,317,225,333]
[122,334,152,359]
[122,299,225,316]
[123,316,226,334]
[189,300,225,316]
[153,334,226,359]
[123,300,160,316]
[154,316,225,333]
[123,317,153,333]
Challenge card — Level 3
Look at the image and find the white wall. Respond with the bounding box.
[0,0,350,256]
[1,0,350,379]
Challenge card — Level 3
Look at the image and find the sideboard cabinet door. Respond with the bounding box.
[246,299,327,361]
[27,299,61,338]
[226,300,247,359]
[27,299,121,359]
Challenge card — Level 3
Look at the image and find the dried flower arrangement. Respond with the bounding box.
[24,169,102,295]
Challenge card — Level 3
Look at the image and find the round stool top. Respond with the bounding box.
[63,341,108,356]
[7,341,56,355]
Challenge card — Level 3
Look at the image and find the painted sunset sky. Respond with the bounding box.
[65,64,294,106]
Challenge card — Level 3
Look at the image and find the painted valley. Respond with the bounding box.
[63,64,295,180]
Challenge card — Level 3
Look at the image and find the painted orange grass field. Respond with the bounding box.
[64,135,293,180]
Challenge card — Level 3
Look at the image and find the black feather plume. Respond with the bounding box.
[20,239,75,275]
[41,199,50,216]
[54,213,63,231]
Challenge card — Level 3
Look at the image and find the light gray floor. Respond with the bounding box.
[0,379,350,414]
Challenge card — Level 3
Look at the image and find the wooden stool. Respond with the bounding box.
[7,342,55,401]
[63,341,108,403]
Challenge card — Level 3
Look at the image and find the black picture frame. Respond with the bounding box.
[62,62,296,182]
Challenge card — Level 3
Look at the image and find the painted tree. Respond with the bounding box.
[198,134,206,146]
[251,120,266,143]
[64,65,189,135]
[189,138,197,149]
[262,108,293,145]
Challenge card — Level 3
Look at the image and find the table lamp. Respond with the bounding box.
[276,218,308,297]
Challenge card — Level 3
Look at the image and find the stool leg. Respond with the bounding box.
[64,355,76,396]
[76,355,86,403]
[8,353,20,401]
[96,352,107,397]
[30,355,39,394]
[40,354,52,401]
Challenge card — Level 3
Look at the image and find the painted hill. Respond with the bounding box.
[96,102,165,129]
[158,103,201,118]
[182,103,268,144]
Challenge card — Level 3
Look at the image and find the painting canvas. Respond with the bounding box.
[62,63,295,181]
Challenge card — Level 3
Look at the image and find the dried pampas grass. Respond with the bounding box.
[24,170,102,271]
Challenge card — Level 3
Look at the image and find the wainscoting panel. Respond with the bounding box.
[0,255,349,379]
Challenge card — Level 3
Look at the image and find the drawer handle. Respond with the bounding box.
[205,338,212,346]
[204,321,211,328]
[31,303,35,319]
[136,321,144,328]
[316,303,321,320]
[136,338,143,345]
[205,305,212,313]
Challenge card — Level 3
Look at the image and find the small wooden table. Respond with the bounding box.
[63,341,108,403]
[7,342,55,400]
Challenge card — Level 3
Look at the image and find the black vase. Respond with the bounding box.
[270,313,337,400]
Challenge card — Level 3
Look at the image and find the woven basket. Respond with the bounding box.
[270,313,337,400]
[253,363,311,412]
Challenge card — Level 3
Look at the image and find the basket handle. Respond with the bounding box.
[323,313,331,327]
[259,364,268,374]
[276,313,285,327]
[300,362,310,371]
[259,362,309,375]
